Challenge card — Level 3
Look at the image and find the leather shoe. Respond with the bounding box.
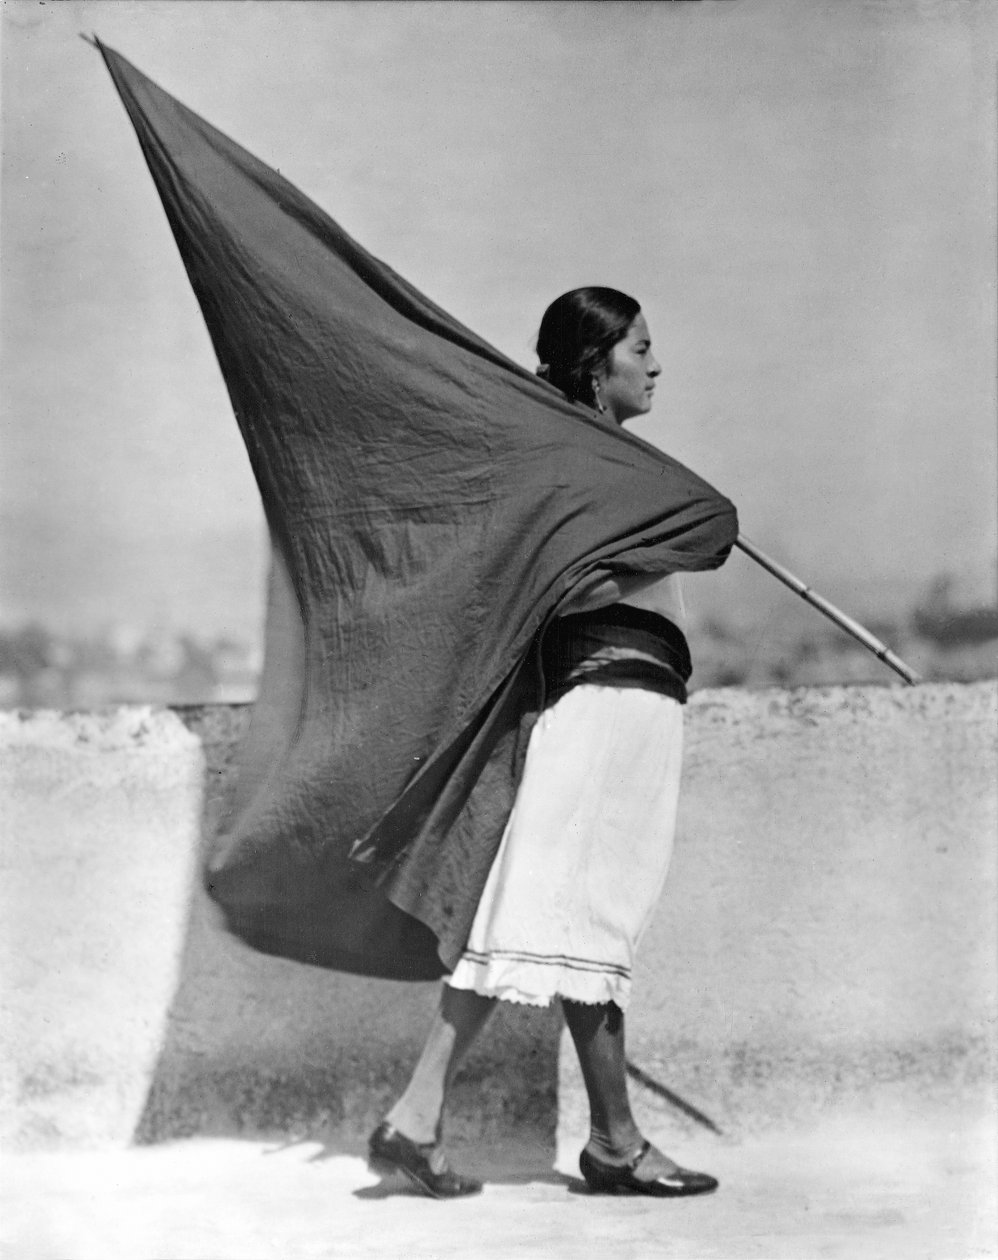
[579,1140,718,1197]
[368,1121,483,1199]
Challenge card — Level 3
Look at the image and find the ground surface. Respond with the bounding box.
[4,1105,995,1260]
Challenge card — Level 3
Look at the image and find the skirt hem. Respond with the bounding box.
[448,955,632,1010]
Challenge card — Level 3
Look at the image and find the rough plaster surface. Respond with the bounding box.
[0,708,204,1147]
[557,681,998,1168]
[2,683,995,1158]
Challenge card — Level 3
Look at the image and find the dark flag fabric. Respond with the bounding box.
[96,42,738,980]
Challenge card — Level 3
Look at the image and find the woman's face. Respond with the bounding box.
[598,313,662,425]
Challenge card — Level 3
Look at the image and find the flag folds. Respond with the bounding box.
[96,42,737,979]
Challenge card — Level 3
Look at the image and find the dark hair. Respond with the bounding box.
[536,287,641,408]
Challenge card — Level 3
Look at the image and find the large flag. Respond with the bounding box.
[95,42,738,979]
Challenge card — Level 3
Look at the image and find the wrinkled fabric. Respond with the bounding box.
[96,41,738,980]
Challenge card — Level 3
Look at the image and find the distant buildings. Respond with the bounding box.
[0,623,261,709]
[1,576,994,708]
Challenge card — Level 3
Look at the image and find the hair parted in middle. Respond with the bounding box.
[535,287,641,410]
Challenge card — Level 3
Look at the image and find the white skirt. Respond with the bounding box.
[448,684,684,1010]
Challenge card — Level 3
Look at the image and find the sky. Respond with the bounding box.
[2,0,996,644]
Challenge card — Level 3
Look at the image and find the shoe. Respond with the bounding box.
[368,1121,483,1199]
[579,1140,718,1197]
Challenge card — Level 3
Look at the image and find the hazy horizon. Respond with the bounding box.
[3,0,996,645]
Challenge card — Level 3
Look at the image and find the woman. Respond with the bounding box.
[96,49,735,1201]
[369,288,720,1200]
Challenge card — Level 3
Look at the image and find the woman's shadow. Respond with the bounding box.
[246,1132,574,1199]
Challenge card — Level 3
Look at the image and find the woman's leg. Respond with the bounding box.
[385,984,497,1144]
[562,999,681,1178]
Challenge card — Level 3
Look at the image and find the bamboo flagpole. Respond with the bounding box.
[734,535,922,685]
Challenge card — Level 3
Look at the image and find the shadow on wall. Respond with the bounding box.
[134,707,561,1152]
[3,684,994,1155]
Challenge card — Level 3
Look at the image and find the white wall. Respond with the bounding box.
[1,682,994,1151]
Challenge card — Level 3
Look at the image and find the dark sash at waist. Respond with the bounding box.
[541,603,692,706]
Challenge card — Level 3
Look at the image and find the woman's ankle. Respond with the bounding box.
[586,1123,644,1163]
[384,1103,440,1147]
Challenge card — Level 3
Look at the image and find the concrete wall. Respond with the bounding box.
[0,709,204,1147]
[556,682,998,1165]
[1,682,995,1153]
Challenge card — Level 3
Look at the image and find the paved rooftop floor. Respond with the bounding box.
[4,1102,995,1260]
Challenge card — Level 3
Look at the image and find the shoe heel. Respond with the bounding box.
[578,1148,619,1193]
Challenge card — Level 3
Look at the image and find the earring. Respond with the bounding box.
[592,378,606,414]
